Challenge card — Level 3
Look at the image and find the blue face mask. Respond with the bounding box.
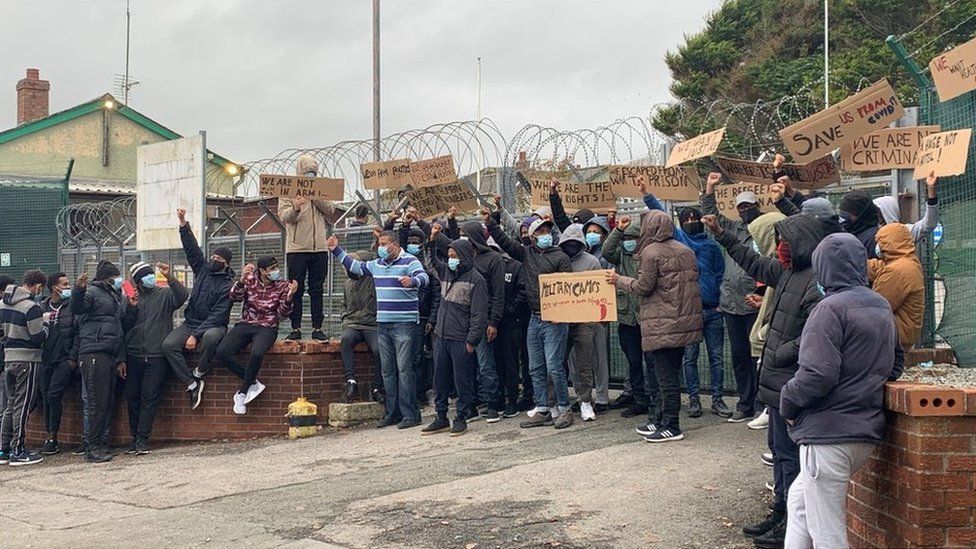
[585,232,601,247]
[268,269,282,282]
[407,244,422,255]
[112,277,123,290]
[59,289,71,300]
[875,244,882,258]
[816,283,826,296]
[622,240,637,253]
[535,234,553,249]
[377,246,390,260]
[448,257,461,271]
[140,274,157,288]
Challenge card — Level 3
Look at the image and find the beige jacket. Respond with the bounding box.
[279,154,334,253]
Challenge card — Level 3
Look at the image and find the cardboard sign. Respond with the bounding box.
[666,127,726,168]
[779,79,905,163]
[259,174,344,200]
[407,181,480,218]
[520,171,616,214]
[714,155,840,190]
[929,35,976,103]
[712,182,780,220]
[914,129,973,179]
[607,165,700,201]
[409,155,457,188]
[539,271,617,323]
[361,158,414,190]
[520,171,557,211]
[841,125,942,172]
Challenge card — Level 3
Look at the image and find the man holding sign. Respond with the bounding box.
[277,155,335,342]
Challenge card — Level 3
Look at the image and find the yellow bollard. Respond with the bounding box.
[287,396,318,439]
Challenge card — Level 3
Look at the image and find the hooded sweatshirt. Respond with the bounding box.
[747,212,787,357]
[582,216,612,268]
[780,233,900,445]
[180,224,234,337]
[716,214,825,408]
[617,210,703,352]
[434,239,489,345]
[0,285,47,363]
[486,217,572,313]
[839,190,881,259]
[867,223,925,348]
[434,221,505,329]
[124,279,190,358]
[559,224,604,273]
[602,217,642,326]
[873,195,941,244]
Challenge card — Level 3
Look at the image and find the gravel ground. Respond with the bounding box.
[899,363,976,387]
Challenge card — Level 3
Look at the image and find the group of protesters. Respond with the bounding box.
[0,152,937,548]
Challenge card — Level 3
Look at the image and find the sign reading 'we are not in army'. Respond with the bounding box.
[259,174,344,200]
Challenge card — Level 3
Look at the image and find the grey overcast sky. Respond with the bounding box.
[0,0,722,163]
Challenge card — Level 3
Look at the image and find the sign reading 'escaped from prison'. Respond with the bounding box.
[914,129,973,179]
[712,182,780,220]
[929,35,976,103]
[539,271,617,323]
[840,126,942,172]
[714,155,840,190]
[361,158,414,189]
[410,155,458,188]
[408,181,480,218]
[779,79,905,163]
[259,174,344,200]
[607,165,701,201]
[666,127,726,168]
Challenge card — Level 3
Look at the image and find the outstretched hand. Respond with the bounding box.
[705,172,721,193]
[701,215,723,235]
[177,208,187,227]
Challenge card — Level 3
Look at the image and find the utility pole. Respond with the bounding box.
[476,56,482,191]
[372,0,381,213]
[124,0,131,104]
[824,0,829,107]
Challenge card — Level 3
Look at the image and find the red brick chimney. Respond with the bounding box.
[16,68,50,125]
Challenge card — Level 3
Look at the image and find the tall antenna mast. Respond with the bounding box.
[124,0,131,104]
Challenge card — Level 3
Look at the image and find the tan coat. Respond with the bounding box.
[617,210,703,352]
[868,223,924,348]
[279,153,334,253]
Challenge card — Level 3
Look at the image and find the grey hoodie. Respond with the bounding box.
[0,285,47,363]
[559,224,604,273]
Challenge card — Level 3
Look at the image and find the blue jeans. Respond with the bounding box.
[682,308,725,400]
[377,322,419,422]
[476,338,499,410]
[526,315,569,412]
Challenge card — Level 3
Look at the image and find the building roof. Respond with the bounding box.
[0,93,239,171]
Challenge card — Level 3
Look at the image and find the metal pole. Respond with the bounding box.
[372,0,382,217]
[124,0,131,104]
[824,0,829,107]
[199,130,208,254]
[476,57,482,191]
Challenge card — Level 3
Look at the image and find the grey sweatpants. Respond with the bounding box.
[566,323,597,403]
[785,441,876,549]
[593,322,610,405]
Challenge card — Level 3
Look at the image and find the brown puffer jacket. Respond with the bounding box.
[867,223,924,348]
[617,210,703,352]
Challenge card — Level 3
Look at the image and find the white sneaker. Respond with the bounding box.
[233,392,247,415]
[243,380,266,404]
[761,452,774,467]
[765,481,774,492]
[527,406,545,418]
[748,408,769,430]
[580,402,596,421]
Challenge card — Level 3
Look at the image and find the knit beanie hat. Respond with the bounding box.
[212,246,234,263]
[95,260,120,281]
[129,261,154,281]
[678,207,702,224]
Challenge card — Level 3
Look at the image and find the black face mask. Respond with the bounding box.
[682,221,704,235]
[210,260,226,273]
[521,236,532,246]
[561,241,583,258]
[740,207,761,225]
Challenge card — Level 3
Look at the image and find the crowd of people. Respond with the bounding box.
[0,152,938,548]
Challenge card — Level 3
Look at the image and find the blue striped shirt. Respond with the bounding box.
[333,246,429,324]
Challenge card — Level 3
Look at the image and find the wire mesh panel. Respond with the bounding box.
[0,179,67,280]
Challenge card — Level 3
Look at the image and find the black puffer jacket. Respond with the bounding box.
[180,224,235,337]
[40,297,77,365]
[486,217,573,313]
[717,214,825,409]
[71,280,127,361]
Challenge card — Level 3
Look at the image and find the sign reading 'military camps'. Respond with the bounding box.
[607,165,700,201]
[929,35,976,103]
[361,158,414,189]
[841,125,942,172]
[779,79,905,163]
[914,129,973,179]
[259,174,345,201]
[539,271,617,323]
[665,127,726,168]
[714,155,840,189]
[410,155,458,188]
[408,181,480,218]
[712,182,780,220]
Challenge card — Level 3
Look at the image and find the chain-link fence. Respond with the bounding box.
[0,177,68,281]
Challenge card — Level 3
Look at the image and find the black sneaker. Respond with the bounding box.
[85,449,113,463]
[311,329,328,341]
[635,421,658,437]
[752,515,787,548]
[450,418,468,436]
[376,416,399,429]
[502,403,520,418]
[124,441,139,455]
[593,403,609,414]
[688,399,703,418]
[421,417,450,435]
[285,329,302,341]
[485,408,501,423]
[711,398,733,418]
[371,388,385,404]
[71,443,88,456]
[0,450,8,465]
[40,439,61,455]
[644,427,684,443]
[188,379,205,410]
[9,451,43,466]
[621,404,645,418]
[743,510,785,538]
[397,418,422,430]
[344,380,358,403]
[609,393,635,410]
[727,409,754,423]
[516,397,534,411]
[135,440,151,455]
[467,410,483,423]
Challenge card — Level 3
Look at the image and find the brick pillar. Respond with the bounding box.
[847,382,976,547]
[16,68,50,125]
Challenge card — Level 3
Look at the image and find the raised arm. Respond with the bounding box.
[158,263,189,310]
[177,209,207,275]
[701,172,740,234]
[911,171,940,243]
[327,235,369,278]
[602,225,625,265]
[486,217,525,262]
[549,179,572,231]
[705,216,784,286]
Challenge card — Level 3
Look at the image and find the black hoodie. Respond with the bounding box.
[433,239,489,346]
[434,221,505,328]
[486,217,573,313]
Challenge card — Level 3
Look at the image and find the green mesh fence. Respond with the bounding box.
[0,178,68,281]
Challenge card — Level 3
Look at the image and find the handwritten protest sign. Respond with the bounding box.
[407,181,480,218]
[520,171,616,213]
[914,129,972,179]
[519,171,559,211]
[539,271,617,323]
[841,126,942,172]
[714,155,840,190]
[712,182,780,220]
[607,165,700,201]
[779,79,905,163]
[666,127,726,168]
[929,35,976,103]
[361,158,414,190]
[410,155,457,188]
[259,174,344,200]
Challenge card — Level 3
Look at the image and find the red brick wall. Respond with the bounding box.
[26,340,376,445]
[848,382,976,548]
